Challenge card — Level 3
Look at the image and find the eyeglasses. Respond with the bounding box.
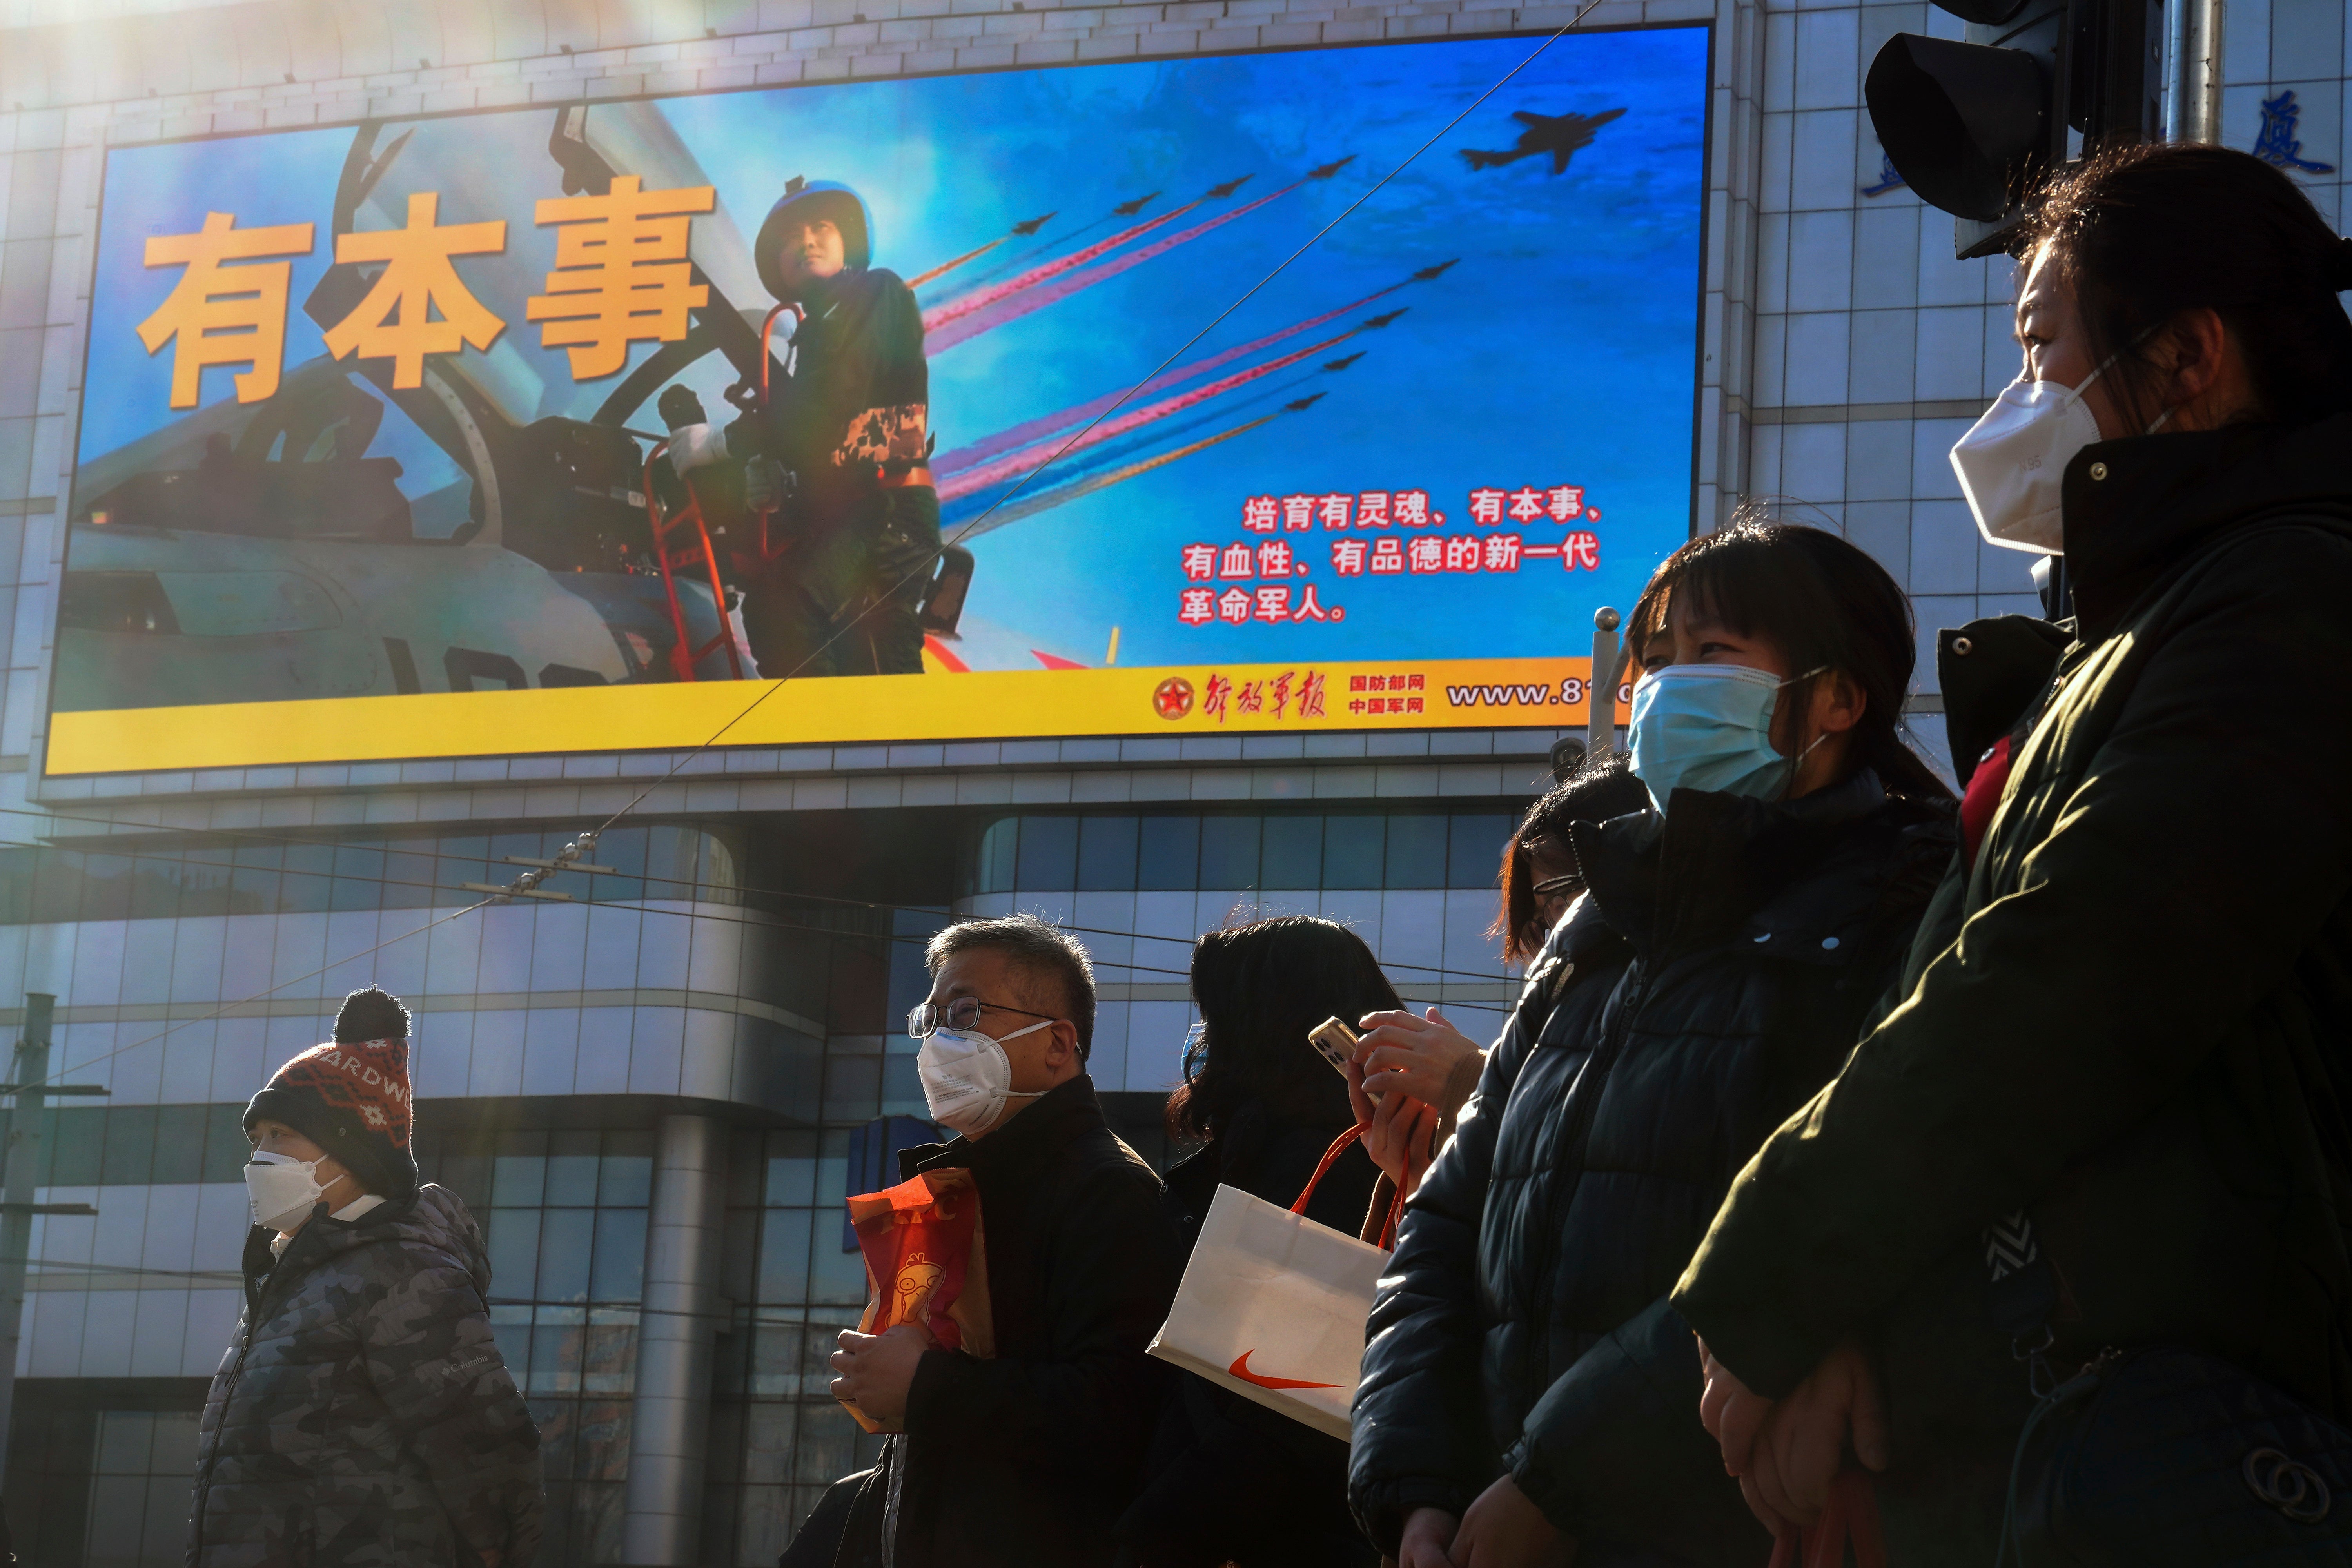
[906,996,1060,1039]
[1532,873,1585,898]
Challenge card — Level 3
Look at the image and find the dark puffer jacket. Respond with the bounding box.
[189,1185,543,1567]
[1350,772,1953,1565]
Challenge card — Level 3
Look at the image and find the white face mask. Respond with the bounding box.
[916,1020,1053,1135]
[1949,357,2120,556]
[245,1151,327,1231]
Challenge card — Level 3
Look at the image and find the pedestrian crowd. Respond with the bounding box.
[185,140,2352,1567]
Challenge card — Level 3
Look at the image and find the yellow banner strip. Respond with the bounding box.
[46,657,1635,776]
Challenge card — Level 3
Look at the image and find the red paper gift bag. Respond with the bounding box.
[840,1167,995,1433]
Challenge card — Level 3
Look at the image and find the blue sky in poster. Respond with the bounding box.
[80,29,1707,672]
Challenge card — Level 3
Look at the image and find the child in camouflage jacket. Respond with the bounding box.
[189,988,543,1568]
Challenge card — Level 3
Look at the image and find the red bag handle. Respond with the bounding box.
[1292,1125,1365,1214]
[1292,1125,1409,1250]
[1766,1470,1887,1568]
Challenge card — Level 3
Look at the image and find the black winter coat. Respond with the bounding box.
[1674,413,2352,1562]
[189,1187,542,1568]
[1117,1106,1380,1568]
[832,1076,1181,1568]
[1350,772,1954,1565]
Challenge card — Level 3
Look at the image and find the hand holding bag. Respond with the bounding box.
[1146,1127,1392,1439]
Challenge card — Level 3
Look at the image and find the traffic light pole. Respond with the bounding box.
[2164,0,2223,142]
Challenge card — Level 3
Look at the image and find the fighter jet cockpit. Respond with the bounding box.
[59,102,866,713]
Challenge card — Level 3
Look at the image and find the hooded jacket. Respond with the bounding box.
[1673,412,2352,1562]
[1350,772,1954,1565]
[188,1185,542,1568]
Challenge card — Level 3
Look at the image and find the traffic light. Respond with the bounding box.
[1866,0,2163,257]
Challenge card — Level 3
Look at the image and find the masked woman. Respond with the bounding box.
[1348,519,1957,1568]
[1677,145,2352,1564]
[1118,916,1401,1568]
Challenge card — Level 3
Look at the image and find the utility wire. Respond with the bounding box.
[0,804,1526,983]
[569,5,1607,840]
[8,24,1594,1085]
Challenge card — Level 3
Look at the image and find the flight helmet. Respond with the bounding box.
[756,176,875,301]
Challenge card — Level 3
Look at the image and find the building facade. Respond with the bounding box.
[0,0,2341,1561]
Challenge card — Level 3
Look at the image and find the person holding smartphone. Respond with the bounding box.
[1348,517,1957,1568]
[1118,915,1403,1568]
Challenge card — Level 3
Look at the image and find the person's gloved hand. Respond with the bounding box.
[742,456,788,514]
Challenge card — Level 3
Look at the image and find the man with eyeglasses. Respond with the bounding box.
[789,913,1181,1568]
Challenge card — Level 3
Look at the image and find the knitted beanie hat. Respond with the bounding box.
[244,987,419,1202]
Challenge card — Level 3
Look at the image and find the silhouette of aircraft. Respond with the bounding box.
[1011,211,1056,234]
[1322,351,1365,372]
[1461,108,1627,174]
[1113,191,1161,216]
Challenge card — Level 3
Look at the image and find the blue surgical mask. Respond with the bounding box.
[1628,663,1829,812]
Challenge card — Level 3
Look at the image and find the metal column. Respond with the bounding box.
[2164,0,2224,142]
[621,1113,728,1566]
[0,995,53,1458]
[1588,608,1622,760]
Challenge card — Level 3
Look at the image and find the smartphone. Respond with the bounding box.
[1308,1016,1374,1094]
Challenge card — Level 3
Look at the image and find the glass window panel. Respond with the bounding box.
[437,1153,493,1208]
[539,1210,596,1303]
[809,1225,867,1305]
[599,1138,654,1207]
[147,1412,200,1479]
[1014,815,1077,890]
[150,1105,207,1184]
[815,1130,853,1207]
[93,1411,155,1474]
[330,845,386,913]
[126,852,182,920]
[82,1476,148,1561]
[1261,815,1322,888]
[98,1106,157,1185]
[1322,816,1385,889]
[1136,816,1201,890]
[493,1149,547,1206]
[987,818,1018,892]
[756,1209,813,1304]
[764,1138,819,1207]
[76,853,133,922]
[204,1103,253,1183]
[486,1209,541,1301]
[489,1317,532,1382]
[1448,813,1516,889]
[178,845,236,918]
[1198,817,1260,890]
[546,1131,601,1206]
[1075,817,1139,892]
[590,1209,648,1302]
[279,842,335,913]
[1385,815,1449,889]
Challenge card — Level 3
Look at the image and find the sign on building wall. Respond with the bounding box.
[49,29,1708,774]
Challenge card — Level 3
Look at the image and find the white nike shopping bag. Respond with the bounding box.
[1146,1175,1390,1440]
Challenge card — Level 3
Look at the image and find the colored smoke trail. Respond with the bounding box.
[908,235,1009,289]
[921,200,1203,332]
[926,180,1308,354]
[938,327,1354,500]
[959,414,1283,537]
[934,284,1402,475]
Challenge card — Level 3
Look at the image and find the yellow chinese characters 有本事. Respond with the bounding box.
[320,192,508,389]
[525,176,714,380]
[135,211,316,409]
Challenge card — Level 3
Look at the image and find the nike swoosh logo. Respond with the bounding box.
[1228,1350,1343,1390]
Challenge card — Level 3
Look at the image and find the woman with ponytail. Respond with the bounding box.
[1679,143,2352,1564]
[1349,514,1956,1568]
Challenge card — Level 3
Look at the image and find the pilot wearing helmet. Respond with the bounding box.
[731,176,940,678]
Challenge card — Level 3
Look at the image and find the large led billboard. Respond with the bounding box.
[48,29,1708,775]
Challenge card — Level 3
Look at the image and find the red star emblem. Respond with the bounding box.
[1152,677,1194,721]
